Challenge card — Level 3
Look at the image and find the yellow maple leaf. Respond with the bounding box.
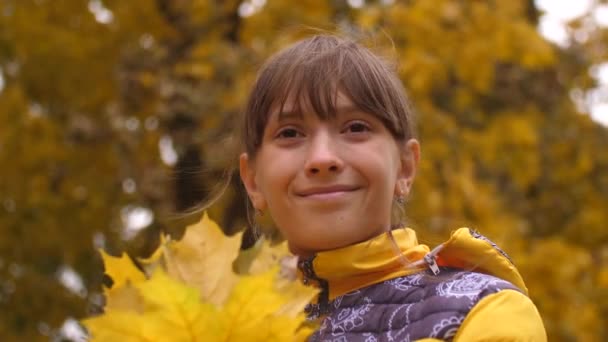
[85,270,221,342]
[161,212,243,305]
[234,239,313,318]
[220,268,317,341]
[85,268,316,341]
[105,284,145,313]
[98,250,148,312]
[234,236,291,275]
[85,213,318,341]
[82,310,148,342]
[99,250,146,291]
[134,270,222,341]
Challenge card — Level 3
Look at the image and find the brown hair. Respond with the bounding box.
[241,34,416,158]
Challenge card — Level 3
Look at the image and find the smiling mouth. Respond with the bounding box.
[297,186,360,198]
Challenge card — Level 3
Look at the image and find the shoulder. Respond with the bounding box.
[454,289,547,341]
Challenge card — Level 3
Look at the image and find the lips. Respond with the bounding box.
[296,185,360,197]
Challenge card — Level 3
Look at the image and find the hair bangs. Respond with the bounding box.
[242,34,416,157]
[274,48,347,122]
[339,47,409,140]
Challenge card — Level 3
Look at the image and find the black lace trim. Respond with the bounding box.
[297,256,332,320]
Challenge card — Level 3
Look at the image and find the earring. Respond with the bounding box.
[249,207,264,240]
[395,181,407,204]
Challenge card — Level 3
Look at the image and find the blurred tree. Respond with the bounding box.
[0,0,607,340]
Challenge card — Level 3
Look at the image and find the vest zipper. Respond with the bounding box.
[297,256,331,320]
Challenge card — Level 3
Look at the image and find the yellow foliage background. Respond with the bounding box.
[1,0,608,341]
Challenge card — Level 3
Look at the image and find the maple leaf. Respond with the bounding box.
[234,236,291,275]
[82,310,148,342]
[155,212,243,305]
[104,285,146,313]
[84,270,221,342]
[85,268,316,341]
[133,270,222,341]
[99,250,146,290]
[99,250,147,312]
[85,213,318,341]
[233,238,311,317]
[220,268,317,341]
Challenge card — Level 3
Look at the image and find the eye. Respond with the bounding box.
[275,127,302,139]
[344,121,371,134]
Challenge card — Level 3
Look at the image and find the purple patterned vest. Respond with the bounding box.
[299,230,523,341]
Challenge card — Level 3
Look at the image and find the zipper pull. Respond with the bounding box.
[424,253,440,275]
[423,243,444,275]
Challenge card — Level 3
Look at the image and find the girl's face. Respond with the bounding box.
[240,93,419,256]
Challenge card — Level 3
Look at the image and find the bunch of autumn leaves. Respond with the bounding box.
[83,214,318,341]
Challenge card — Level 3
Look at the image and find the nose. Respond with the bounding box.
[304,131,344,176]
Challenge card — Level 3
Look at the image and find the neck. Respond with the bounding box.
[289,225,395,258]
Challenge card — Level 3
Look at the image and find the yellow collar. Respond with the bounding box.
[300,228,430,300]
[297,227,528,300]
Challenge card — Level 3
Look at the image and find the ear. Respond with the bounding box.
[394,139,420,197]
[239,153,267,211]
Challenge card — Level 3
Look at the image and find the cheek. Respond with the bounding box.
[370,145,401,176]
[372,151,401,196]
[255,155,293,206]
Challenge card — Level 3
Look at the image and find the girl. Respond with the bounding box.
[238,35,546,341]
